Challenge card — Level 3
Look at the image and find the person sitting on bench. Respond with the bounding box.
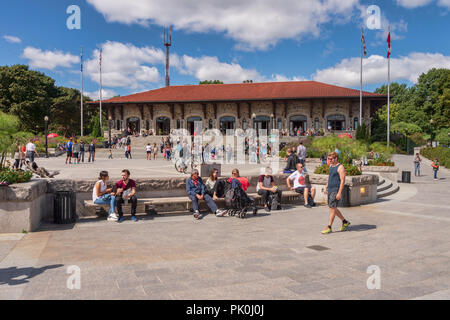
[93,171,117,221]
[186,169,226,220]
[283,147,299,174]
[286,162,316,208]
[205,168,226,200]
[115,169,138,222]
[257,167,282,212]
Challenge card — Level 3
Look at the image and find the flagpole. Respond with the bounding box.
[360,27,363,128]
[80,47,84,137]
[387,26,391,147]
[99,49,103,133]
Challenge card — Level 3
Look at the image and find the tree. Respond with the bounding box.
[199,80,224,84]
[0,65,56,132]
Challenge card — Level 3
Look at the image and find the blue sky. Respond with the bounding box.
[1,0,449,99]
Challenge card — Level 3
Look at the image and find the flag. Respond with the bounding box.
[361,29,367,57]
[387,31,391,59]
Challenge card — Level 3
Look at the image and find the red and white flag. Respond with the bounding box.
[361,29,367,57]
[387,31,391,59]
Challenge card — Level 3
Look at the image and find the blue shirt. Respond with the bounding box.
[66,141,73,151]
[186,177,206,197]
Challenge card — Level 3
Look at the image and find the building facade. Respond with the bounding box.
[90,81,387,136]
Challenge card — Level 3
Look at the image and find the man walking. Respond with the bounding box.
[72,140,81,164]
[79,140,85,163]
[432,158,440,181]
[322,152,350,234]
[297,141,307,172]
[115,169,138,222]
[26,139,39,164]
[88,141,96,162]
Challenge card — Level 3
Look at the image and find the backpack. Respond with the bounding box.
[268,193,279,210]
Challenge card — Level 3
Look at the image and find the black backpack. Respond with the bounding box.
[268,193,279,210]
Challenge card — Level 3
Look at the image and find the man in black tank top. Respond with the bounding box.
[322,152,350,234]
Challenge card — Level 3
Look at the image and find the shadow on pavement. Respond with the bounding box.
[0,264,64,286]
[347,224,377,232]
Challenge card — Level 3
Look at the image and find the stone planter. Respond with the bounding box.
[362,166,399,182]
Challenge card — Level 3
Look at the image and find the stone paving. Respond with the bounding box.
[0,154,449,300]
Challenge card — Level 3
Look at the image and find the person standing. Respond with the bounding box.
[26,139,39,164]
[322,152,351,234]
[413,153,422,177]
[13,144,21,169]
[153,143,158,160]
[432,158,440,181]
[92,171,117,221]
[115,169,138,222]
[127,144,132,159]
[65,138,73,164]
[297,141,307,172]
[146,143,152,160]
[88,141,96,162]
[79,140,85,163]
[72,140,81,164]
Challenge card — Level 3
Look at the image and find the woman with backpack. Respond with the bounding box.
[432,158,440,180]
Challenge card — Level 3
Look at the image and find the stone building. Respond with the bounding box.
[89,81,387,136]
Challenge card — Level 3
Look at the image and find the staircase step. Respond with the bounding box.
[377,180,400,198]
[377,180,393,192]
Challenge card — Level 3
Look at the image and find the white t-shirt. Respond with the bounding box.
[297,145,306,160]
[288,170,307,189]
[146,145,152,152]
[92,180,107,202]
[26,143,36,152]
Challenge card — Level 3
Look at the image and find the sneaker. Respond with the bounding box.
[304,204,312,209]
[117,216,125,223]
[194,211,200,220]
[341,221,351,231]
[107,214,118,221]
[321,226,332,234]
[197,213,204,220]
[264,206,270,212]
[215,209,227,217]
[131,216,138,222]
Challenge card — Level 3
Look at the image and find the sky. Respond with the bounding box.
[1,0,449,100]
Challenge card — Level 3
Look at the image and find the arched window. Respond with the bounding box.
[277,118,282,130]
[327,114,346,131]
[242,119,247,130]
[209,119,213,129]
[146,120,150,131]
[314,118,319,131]
[353,117,359,130]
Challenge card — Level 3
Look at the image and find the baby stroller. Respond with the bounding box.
[224,179,258,219]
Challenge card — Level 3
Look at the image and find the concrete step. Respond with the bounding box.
[377,179,400,198]
[377,180,393,192]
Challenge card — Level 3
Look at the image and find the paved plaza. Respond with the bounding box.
[0,154,449,300]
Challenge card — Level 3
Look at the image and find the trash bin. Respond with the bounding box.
[54,191,76,224]
[402,171,411,183]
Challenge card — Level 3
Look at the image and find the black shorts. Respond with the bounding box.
[294,187,309,195]
[67,151,72,157]
[73,153,79,159]
[147,151,151,154]
[327,191,339,208]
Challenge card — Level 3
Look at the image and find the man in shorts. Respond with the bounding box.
[322,152,350,234]
[65,138,73,164]
[286,162,316,208]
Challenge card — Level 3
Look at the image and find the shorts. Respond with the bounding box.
[67,151,72,157]
[294,187,308,195]
[73,153,79,159]
[147,151,151,154]
[327,191,339,208]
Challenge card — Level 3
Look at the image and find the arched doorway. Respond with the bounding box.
[254,115,270,135]
[289,115,307,135]
[327,114,346,131]
[220,116,236,134]
[127,117,140,134]
[187,116,202,136]
[156,117,171,135]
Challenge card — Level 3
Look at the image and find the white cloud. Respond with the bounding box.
[313,52,450,87]
[87,0,360,50]
[374,17,408,42]
[3,35,21,43]
[85,88,118,100]
[177,55,265,83]
[395,0,433,8]
[270,74,309,82]
[438,0,450,8]
[22,47,79,70]
[84,41,162,89]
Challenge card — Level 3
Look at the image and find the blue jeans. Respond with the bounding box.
[434,170,438,179]
[189,194,218,214]
[414,163,420,176]
[94,194,116,215]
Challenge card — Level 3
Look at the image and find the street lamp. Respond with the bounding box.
[430,119,434,147]
[108,115,112,149]
[44,116,49,158]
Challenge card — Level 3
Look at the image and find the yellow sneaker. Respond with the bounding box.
[321,226,332,234]
[341,221,351,232]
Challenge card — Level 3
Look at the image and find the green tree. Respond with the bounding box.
[199,80,224,84]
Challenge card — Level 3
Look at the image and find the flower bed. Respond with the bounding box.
[314,164,362,176]
[0,168,33,185]
[367,159,395,166]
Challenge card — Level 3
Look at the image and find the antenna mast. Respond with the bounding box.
[164,26,173,87]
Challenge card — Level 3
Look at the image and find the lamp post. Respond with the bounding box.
[44,116,49,158]
[108,116,112,149]
[430,119,434,147]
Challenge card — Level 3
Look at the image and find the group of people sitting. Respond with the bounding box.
[93,164,317,222]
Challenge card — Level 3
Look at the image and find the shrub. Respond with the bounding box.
[314,164,362,176]
[0,168,33,185]
[368,159,395,166]
[420,147,450,169]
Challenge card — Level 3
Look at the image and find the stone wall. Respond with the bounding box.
[362,166,399,182]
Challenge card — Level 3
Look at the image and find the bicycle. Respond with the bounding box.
[174,156,202,174]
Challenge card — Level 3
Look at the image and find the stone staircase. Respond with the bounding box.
[367,173,400,199]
